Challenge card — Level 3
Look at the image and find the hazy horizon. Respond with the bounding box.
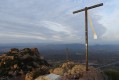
[0,42,119,46]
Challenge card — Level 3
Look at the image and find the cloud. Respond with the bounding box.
[40,21,71,34]
[0,0,108,44]
[98,0,119,43]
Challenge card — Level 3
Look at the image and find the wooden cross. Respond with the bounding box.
[73,3,103,71]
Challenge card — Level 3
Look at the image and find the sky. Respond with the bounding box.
[0,0,118,44]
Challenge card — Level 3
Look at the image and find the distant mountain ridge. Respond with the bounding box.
[0,43,119,53]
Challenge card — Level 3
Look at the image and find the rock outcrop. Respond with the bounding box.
[49,61,106,80]
[0,48,49,80]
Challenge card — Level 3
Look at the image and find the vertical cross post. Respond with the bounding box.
[73,3,103,71]
[85,7,88,71]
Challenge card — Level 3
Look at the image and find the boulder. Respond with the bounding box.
[35,74,61,80]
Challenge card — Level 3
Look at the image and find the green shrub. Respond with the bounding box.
[104,69,119,80]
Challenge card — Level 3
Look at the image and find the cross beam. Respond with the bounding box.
[73,3,103,14]
[73,3,103,71]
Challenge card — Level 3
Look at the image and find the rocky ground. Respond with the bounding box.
[0,48,107,80]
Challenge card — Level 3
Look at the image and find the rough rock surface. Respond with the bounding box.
[50,61,106,80]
